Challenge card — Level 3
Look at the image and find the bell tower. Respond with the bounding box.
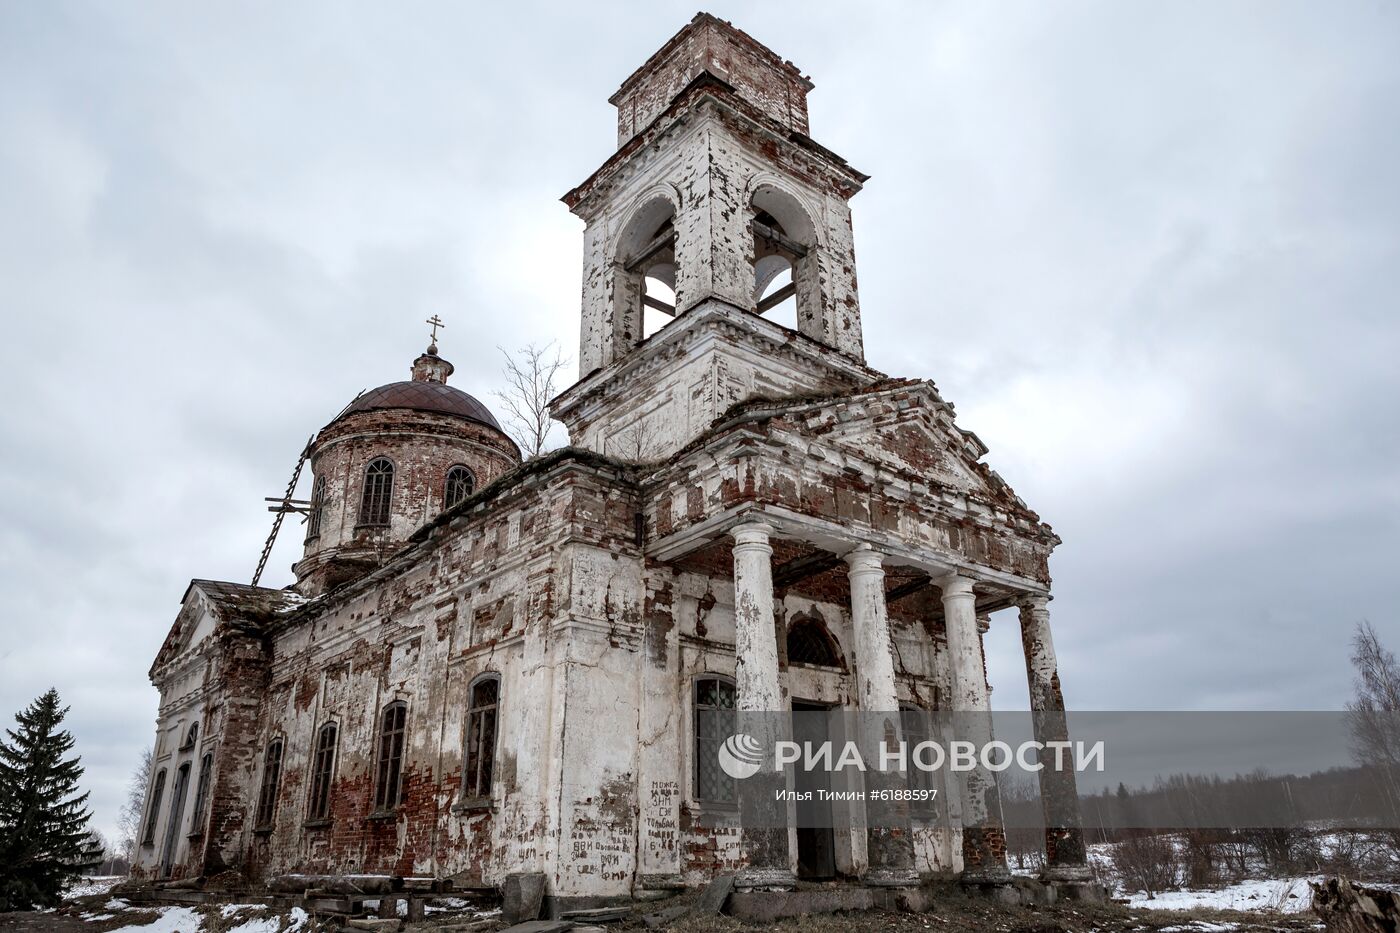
[552,14,880,461]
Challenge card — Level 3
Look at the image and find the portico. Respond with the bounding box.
[646,498,1089,891]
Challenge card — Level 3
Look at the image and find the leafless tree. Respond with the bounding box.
[613,419,662,465]
[1348,621,1400,856]
[1111,832,1183,897]
[495,342,569,459]
[1349,622,1400,763]
[115,747,151,868]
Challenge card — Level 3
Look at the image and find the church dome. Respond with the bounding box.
[294,337,522,596]
[338,380,503,432]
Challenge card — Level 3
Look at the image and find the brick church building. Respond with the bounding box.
[133,13,1089,907]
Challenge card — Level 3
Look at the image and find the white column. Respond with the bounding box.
[729,520,794,890]
[732,522,781,713]
[846,545,917,886]
[939,573,1010,882]
[846,545,899,711]
[944,575,990,714]
[1019,595,1092,882]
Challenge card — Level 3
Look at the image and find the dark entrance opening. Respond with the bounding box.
[792,700,837,879]
[159,762,190,879]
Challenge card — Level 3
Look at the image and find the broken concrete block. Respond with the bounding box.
[696,873,735,914]
[500,872,547,924]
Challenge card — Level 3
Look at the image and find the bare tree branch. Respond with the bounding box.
[495,342,569,460]
[115,746,151,867]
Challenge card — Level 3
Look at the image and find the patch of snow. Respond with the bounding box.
[1129,877,1319,913]
[286,907,309,930]
[1158,923,1241,932]
[81,913,116,922]
[105,897,132,910]
[219,904,261,918]
[67,877,123,899]
[226,917,279,933]
[108,906,204,931]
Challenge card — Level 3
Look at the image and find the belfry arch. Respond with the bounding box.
[611,192,679,349]
[749,183,821,338]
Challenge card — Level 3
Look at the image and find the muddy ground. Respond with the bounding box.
[0,893,1327,933]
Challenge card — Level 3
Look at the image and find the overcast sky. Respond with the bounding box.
[1,1,1396,842]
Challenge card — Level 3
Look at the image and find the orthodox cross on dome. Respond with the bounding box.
[426,314,446,349]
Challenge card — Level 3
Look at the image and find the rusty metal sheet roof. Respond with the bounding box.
[338,381,504,431]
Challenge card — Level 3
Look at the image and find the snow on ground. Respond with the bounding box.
[1129,876,1320,913]
[107,906,204,931]
[66,877,124,899]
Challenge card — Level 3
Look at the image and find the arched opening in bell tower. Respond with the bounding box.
[614,196,678,342]
[749,185,819,340]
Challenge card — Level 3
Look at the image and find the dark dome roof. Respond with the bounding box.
[338,381,504,431]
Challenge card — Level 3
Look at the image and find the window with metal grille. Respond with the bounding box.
[444,465,475,511]
[694,676,736,802]
[141,770,166,846]
[358,458,394,526]
[786,618,843,667]
[374,702,407,810]
[255,740,283,828]
[306,475,327,539]
[307,722,338,820]
[463,675,498,800]
[189,754,212,834]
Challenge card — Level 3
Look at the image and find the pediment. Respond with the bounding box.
[825,414,985,493]
[150,589,216,678]
[149,579,297,679]
[772,382,1036,516]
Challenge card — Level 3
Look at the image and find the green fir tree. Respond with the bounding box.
[0,689,101,911]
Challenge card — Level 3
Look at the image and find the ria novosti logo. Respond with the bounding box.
[717,733,765,779]
[716,732,1105,779]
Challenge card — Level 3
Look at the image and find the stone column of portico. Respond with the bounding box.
[1019,596,1092,882]
[939,574,1012,882]
[730,521,795,890]
[845,545,919,887]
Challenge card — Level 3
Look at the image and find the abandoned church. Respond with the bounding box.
[133,13,1092,911]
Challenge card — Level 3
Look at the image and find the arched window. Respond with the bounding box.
[190,753,213,835]
[306,475,327,540]
[255,739,283,828]
[358,458,394,526]
[786,618,843,668]
[463,675,499,800]
[307,722,338,820]
[693,675,736,803]
[180,722,198,751]
[141,769,166,846]
[374,701,408,811]
[444,465,475,511]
